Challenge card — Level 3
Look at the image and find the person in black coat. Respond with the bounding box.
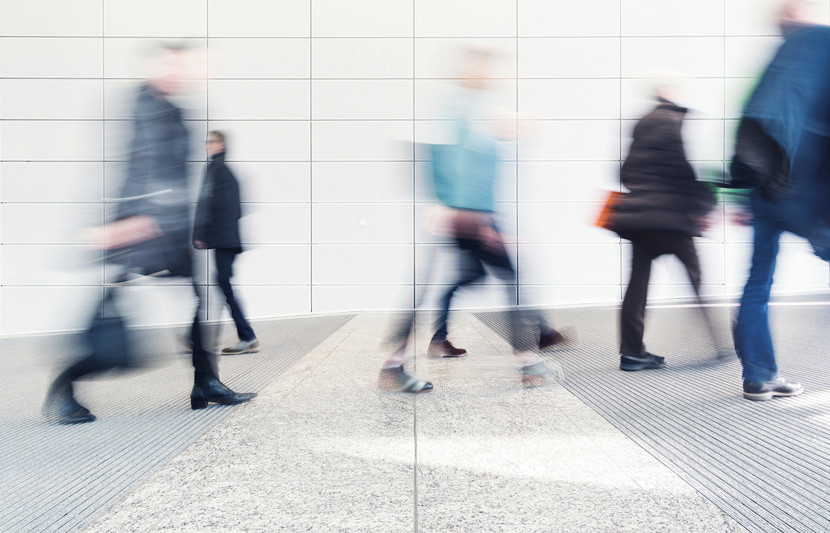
[43,45,255,424]
[613,86,715,372]
[193,131,259,355]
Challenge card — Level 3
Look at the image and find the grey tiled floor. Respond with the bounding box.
[81,312,745,533]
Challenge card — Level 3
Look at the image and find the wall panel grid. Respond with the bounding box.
[2,0,828,335]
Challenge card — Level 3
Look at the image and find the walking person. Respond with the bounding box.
[43,43,255,424]
[193,131,259,355]
[424,46,563,383]
[731,2,830,400]
[611,79,716,371]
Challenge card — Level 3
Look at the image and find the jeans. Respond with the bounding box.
[433,225,548,353]
[734,130,830,382]
[734,192,782,382]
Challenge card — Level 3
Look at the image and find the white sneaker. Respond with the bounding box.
[221,339,260,355]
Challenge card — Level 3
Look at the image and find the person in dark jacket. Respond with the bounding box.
[193,131,259,355]
[730,4,830,400]
[43,44,255,424]
[613,83,715,372]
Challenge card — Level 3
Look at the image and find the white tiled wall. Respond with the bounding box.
[2,0,829,335]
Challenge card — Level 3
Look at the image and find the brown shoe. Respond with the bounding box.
[539,327,575,351]
[427,340,467,358]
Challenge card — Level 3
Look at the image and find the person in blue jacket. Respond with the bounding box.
[731,2,830,400]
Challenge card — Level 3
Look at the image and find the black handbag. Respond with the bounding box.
[84,287,134,372]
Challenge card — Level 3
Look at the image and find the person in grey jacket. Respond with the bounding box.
[44,43,254,424]
[193,131,259,355]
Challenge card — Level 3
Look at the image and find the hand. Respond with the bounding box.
[478,225,505,253]
[698,215,713,233]
[730,209,753,226]
[83,215,163,249]
[193,240,206,250]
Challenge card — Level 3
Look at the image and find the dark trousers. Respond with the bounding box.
[191,283,218,382]
[620,230,702,356]
[433,233,546,353]
[214,248,255,342]
[56,276,218,389]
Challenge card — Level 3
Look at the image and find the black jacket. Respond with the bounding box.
[111,84,192,276]
[614,100,715,237]
[193,152,243,251]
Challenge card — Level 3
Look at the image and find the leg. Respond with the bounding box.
[215,249,256,343]
[188,275,256,408]
[429,242,486,355]
[190,280,218,383]
[734,193,782,383]
[620,237,655,357]
[43,353,101,424]
[671,234,702,296]
[670,234,725,354]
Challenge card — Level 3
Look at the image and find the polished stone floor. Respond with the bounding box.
[9,298,830,532]
[79,311,745,532]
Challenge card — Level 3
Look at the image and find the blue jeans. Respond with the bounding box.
[734,131,830,382]
[734,191,783,383]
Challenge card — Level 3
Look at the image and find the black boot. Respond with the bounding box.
[43,381,96,424]
[190,377,256,410]
[619,353,666,371]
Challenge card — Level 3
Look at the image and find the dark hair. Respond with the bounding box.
[208,130,226,144]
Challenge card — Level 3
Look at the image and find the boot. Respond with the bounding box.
[190,377,256,410]
[43,380,96,424]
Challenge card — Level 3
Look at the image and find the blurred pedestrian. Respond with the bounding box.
[43,43,255,424]
[730,1,830,400]
[193,131,259,355]
[425,46,563,384]
[611,77,715,372]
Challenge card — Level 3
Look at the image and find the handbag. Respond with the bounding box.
[84,286,134,372]
[595,190,624,231]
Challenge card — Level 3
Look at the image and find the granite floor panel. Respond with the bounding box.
[77,312,745,532]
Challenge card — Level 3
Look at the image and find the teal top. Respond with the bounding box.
[431,89,501,213]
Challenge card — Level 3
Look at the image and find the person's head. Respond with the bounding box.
[457,45,495,90]
[779,0,828,30]
[649,69,684,105]
[145,42,193,96]
[206,130,226,157]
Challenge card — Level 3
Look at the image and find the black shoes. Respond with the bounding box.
[539,331,565,351]
[620,353,666,371]
[190,378,257,409]
[743,378,804,401]
[427,340,467,358]
[43,383,96,425]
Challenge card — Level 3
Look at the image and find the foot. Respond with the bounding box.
[542,326,577,351]
[221,338,260,355]
[378,366,433,393]
[43,385,96,424]
[520,360,563,386]
[743,378,803,401]
[427,340,467,358]
[190,378,257,409]
[620,353,666,371]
